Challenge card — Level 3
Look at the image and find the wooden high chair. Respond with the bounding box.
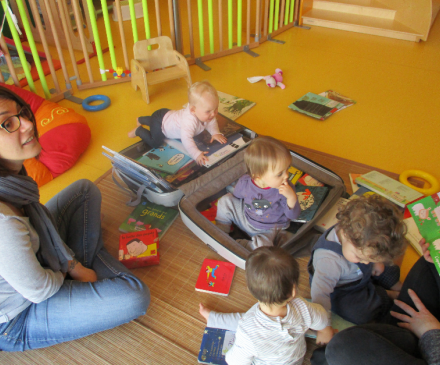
[131,36,192,104]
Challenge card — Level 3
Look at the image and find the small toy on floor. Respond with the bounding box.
[247,68,285,89]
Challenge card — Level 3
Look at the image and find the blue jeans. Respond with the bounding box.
[0,180,150,351]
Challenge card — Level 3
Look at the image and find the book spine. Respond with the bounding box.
[356,178,405,208]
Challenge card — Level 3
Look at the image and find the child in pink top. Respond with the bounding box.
[128,81,227,165]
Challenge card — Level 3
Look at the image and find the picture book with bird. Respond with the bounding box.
[293,184,329,223]
[195,258,236,296]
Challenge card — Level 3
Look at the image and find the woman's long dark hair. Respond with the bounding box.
[0,86,39,176]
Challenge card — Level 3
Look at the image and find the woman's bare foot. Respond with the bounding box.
[386,290,400,300]
[128,126,138,138]
[199,303,211,323]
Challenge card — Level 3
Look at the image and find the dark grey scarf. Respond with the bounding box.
[0,171,73,272]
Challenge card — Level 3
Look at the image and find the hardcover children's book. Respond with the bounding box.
[119,199,179,239]
[288,92,344,121]
[195,258,236,296]
[204,137,248,168]
[407,192,440,274]
[217,91,256,121]
[288,166,303,184]
[198,327,236,365]
[119,229,159,269]
[194,113,245,147]
[136,142,192,175]
[293,184,329,223]
[314,197,349,233]
[355,171,424,208]
[297,173,324,187]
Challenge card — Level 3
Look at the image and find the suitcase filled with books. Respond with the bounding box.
[104,114,346,269]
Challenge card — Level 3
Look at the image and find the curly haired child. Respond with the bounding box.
[200,246,328,365]
[308,194,408,345]
[215,136,301,249]
[128,80,226,165]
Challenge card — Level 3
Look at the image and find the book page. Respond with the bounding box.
[403,217,423,256]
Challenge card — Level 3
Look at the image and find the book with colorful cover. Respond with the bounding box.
[217,91,256,121]
[293,185,329,223]
[355,171,424,208]
[407,192,440,274]
[198,327,235,365]
[136,142,191,175]
[288,92,345,121]
[119,199,179,240]
[349,186,375,200]
[314,197,349,233]
[204,137,248,168]
[195,258,236,296]
[318,90,356,112]
[289,166,303,184]
[118,229,159,269]
[194,113,245,147]
[297,173,324,187]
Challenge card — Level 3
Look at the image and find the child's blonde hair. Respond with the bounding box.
[244,136,291,179]
[336,195,408,263]
[188,80,218,106]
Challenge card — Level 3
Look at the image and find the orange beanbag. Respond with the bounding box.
[2,84,91,187]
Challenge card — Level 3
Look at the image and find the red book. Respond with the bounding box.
[119,229,159,269]
[195,259,236,296]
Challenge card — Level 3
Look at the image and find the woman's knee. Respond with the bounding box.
[118,276,151,318]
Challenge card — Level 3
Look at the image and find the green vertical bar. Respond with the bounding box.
[237,0,242,46]
[101,0,117,70]
[274,0,280,30]
[290,0,295,23]
[228,0,233,49]
[86,0,107,81]
[208,0,214,54]
[129,0,139,43]
[284,0,290,25]
[141,0,151,50]
[269,0,274,33]
[2,1,35,93]
[15,0,50,98]
[197,0,204,56]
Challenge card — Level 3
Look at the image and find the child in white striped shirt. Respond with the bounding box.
[199,247,328,365]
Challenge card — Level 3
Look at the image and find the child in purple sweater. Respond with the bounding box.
[215,136,301,249]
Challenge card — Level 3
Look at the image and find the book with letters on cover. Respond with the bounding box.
[119,199,179,239]
[195,259,236,296]
[407,192,440,275]
[355,171,424,208]
[118,229,159,269]
[293,184,329,223]
[288,92,344,121]
[198,327,235,365]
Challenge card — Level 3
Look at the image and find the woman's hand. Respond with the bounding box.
[390,289,440,338]
[67,259,98,283]
[419,238,434,264]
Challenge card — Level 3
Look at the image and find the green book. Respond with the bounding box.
[407,193,440,276]
[119,199,179,240]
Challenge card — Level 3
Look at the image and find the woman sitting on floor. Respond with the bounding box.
[0,86,150,351]
[311,238,440,365]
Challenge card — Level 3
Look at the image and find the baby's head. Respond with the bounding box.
[246,246,300,307]
[244,136,291,189]
[188,80,219,123]
[336,195,407,264]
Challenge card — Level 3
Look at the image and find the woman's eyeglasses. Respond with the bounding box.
[0,106,33,133]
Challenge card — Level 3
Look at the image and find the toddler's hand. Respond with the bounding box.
[419,238,434,264]
[210,134,227,144]
[196,152,209,166]
[278,182,297,209]
[372,262,385,277]
[316,326,337,345]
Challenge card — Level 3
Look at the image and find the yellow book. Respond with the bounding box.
[289,166,303,184]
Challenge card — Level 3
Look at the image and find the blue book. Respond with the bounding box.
[293,184,329,223]
[198,327,236,365]
[136,142,191,175]
[200,133,243,157]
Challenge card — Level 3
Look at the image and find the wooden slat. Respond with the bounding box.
[168,0,176,49]
[155,0,162,36]
[280,0,286,28]
[187,0,195,58]
[247,0,251,44]
[0,35,20,86]
[218,0,223,51]
[264,0,269,35]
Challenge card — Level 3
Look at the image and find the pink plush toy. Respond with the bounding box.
[247,68,285,89]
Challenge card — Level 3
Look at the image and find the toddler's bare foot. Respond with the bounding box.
[136,118,142,127]
[386,290,400,300]
[199,303,211,323]
[128,126,138,138]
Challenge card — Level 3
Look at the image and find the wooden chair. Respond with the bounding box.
[131,36,192,104]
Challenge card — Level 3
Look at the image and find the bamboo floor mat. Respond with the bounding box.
[1,142,408,364]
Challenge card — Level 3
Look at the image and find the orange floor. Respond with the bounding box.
[22,7,440,278]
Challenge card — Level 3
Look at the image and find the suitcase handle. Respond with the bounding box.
[112,167,147,207]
